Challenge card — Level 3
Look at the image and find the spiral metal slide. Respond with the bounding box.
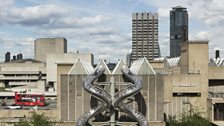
[114,67,148,126]
[76,67,112,126]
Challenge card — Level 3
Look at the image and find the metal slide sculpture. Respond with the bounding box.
[77,66,147,126]
[114,67,148,126]
[76,67,112,126]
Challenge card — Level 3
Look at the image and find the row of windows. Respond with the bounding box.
[132,44,158,49]
[132,29,158,31]
[133,21,158,23]
[132,47,160,49]
[133,29,158,31]
[132,53,160,56]
[132,48,160,51]
[133,36,158,38]
[133,20,158,22]
[132,41,158,43]
[132,42,159,44]
[132,23,158,27]
[132,32,158,34]
[133,19,158,20]
[132,51,160,53]
[132,32,158,37]
[132,46,159,48]
[132,52,160,54]
[132,34,158,36]
[133,37,158,39]
[132,40,159,42]
[132,46,160,48]
[133,27,158,29]
[132,23,158,26]
[132,35,158,37]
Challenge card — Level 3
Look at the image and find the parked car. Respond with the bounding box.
[6,104,22,109]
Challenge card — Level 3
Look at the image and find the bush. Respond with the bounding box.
[166,111,212,126]
[14,112,54,126]
[14,118,30,126]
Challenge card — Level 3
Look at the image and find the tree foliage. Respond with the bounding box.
[14,118,30,126]
[166,111,212,126]
[14,112,54,126]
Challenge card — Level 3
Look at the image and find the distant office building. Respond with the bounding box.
[4,52,10,62]
[170,6,188,57]
[131,12,160,62]
[34,38,67,63]
[126,53,131,67]
[17,53,23,60]
[12,55,16,60]
[215,50,220,59]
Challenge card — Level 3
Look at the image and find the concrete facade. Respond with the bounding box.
[58,59,165,126]
[46,53,93,94]
[34,38,67,63]
[131,12,160,61]
[0,60,47,94]
[2,39,224,126]
[163,41,209,118]
[144,41,224,126]
[56,63,74,121]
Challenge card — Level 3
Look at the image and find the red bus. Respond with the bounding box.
[14,92,47,106]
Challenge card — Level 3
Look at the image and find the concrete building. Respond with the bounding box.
[46,53,93,93]
[170,6,188,57]
[34,38,67,63]
[0,59,47,96]
[163,41,209,120]
[131,12,160,62]
[3,37,224,126]
[207,56,224,125]
[58,58,165,126]
[148,41,224,125]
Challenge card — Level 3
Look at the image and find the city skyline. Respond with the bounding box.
[0,0,223,63]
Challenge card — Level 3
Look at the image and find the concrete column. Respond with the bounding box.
[110,76,115,126]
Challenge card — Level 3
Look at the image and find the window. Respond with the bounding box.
[214,103,224,121]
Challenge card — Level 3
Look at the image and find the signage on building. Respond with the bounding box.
[173,83,197,87]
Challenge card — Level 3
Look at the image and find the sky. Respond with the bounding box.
[0,0,223,63]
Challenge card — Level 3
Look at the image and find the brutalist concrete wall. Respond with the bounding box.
[61,74,91,122]
[112,73,164,123]
[60,73,164,125]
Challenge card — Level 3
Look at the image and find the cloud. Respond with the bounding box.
[0,0,14,8]
[190,31,212,40]
[0,1,131,62]
[1,0,224,62]
[158,8,170,17]
[0,4,67,26]
[0,32,35,60]
[48,15,112,28]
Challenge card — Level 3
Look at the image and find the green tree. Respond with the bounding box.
[14,112,54,126]
[14,118,30,126]
[30,113,53,126]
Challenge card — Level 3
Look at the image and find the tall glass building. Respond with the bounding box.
[170,6,188,57]
[131,12,160,62]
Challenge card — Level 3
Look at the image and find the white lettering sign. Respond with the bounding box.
[177,83,197,87]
